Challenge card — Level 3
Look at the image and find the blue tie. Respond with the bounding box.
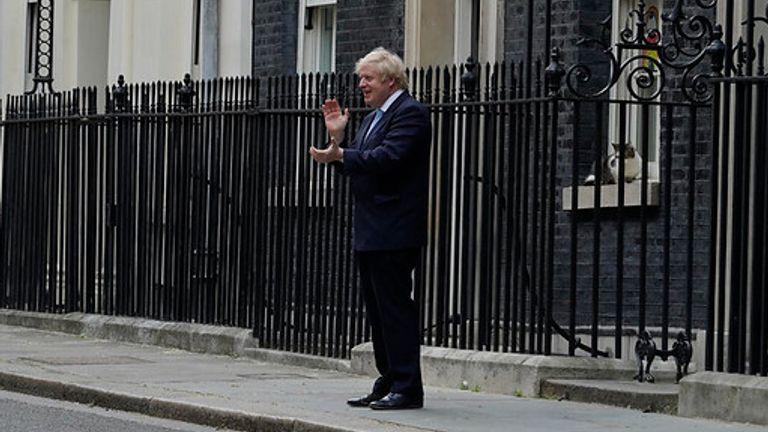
[364,109,383,141]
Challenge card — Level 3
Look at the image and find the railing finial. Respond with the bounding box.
[112,74,128,112]
[460,57,478,101]
[177,73,197,112]
[545,47,565,96]
[706,24,727,78]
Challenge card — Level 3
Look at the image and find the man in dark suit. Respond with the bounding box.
[309,47,430,410]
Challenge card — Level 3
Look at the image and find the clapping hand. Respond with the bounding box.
[321,98,349,143]
[309,99,348,164]
[309,136,343,164]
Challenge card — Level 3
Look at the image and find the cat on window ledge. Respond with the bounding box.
[583,142,642,185]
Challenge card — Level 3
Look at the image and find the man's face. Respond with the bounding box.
[358,63,395,108]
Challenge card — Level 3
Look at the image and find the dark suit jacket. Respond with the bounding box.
[338,92,431,251]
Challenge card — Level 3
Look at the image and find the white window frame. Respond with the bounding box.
[287,0,338,208]
[610,0,662,180]
[297,0,337,73]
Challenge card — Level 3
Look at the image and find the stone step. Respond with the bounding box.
[541,379,679,414]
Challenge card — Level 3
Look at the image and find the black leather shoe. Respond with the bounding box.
[346,392,386,407]
[368,392,423,410]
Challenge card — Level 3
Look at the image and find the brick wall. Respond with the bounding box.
[335,0,405,73]
[252,0,299,77]
[504,0,713,332]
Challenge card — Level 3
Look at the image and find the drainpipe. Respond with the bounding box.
[470,0,480,62]
[251,0,256,77]
[201,0,219,79]
[462,0,481,101]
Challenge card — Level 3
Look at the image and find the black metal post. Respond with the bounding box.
[705,26,725,371]
[26,0,56,94]
[470,0,480,62]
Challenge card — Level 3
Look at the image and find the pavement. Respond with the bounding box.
[0,324,763,432]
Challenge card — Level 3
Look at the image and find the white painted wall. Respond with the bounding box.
[76,0,111,90]
[0,0,252,104]
[419,0,455,67]
[219,0,253,77]
[107,0,252,84]
[0,1,31,99]
[107,0,194,84]
[404,0,500,68]
[0,0,110,97]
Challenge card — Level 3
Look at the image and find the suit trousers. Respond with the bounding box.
[356,248,423,397]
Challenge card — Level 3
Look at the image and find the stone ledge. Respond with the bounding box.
[562,181,660,211]
[541,379,678,414]
[242,347,353,374]
[351,342,677,397]
[678,371,768,426]
[0,309,257,357]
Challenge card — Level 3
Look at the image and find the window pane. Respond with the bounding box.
[318,6,334,73]
[609,0,662,170]
[300,5,335,73]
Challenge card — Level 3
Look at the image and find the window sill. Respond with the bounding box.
[561,181,660,211]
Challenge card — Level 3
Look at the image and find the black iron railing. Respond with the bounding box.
[0,57,713,366]
[689,1,768,377]
[706,0,768,376]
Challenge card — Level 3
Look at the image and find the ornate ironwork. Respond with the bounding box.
[634,330,693,383]
[566,0,722,103]
[26,0,56,94]
[705,25,726,77]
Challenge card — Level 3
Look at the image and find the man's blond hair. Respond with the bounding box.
[355,47,409,90]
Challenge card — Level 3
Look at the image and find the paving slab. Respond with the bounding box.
[0,323,761,432]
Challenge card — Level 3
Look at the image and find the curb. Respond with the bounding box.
[0,370,357,432]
